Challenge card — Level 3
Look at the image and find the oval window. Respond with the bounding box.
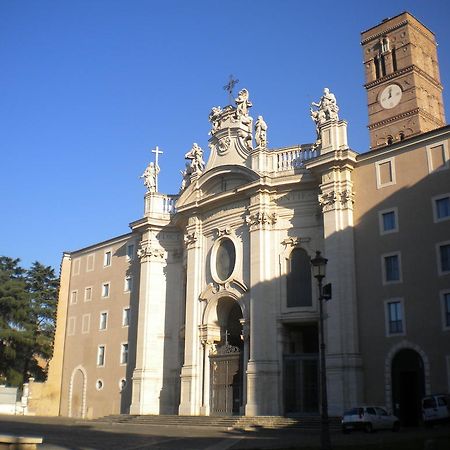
[216,238,236,281]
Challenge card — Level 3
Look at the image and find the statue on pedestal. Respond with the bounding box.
[235,88,252,117]
[255,115,268,148]
[140,162,159,193]
[185,143,205,174]
[311,87,339,123]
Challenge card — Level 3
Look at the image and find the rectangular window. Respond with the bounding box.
[382,253,401,283]
[376,158,396,188]
[67,316,76,336]
[434,195,450,222]
[379,208,398,234]
[102,282,110,298]
[86,254,95,272]
[427,142,449,172]
[70,290,78,305]
[124,276,133,293]
[97,345,105,366]
[442,292,450,329]
[104,251,112,267]
[84,287,92,302]
[439,244,450,273]
[386,301,404,335]
[72,258,80,276]
[127,243,135,261]
[99,312,108,330]
[81,314,90,334]
[120,343,129,365]
[122,307,130,327]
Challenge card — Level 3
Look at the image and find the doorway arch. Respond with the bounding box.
[69,365,87,418]
[391,349,425,426]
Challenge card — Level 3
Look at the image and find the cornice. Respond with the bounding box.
[368,108,445,130]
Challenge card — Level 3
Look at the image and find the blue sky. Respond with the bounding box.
[1,0,449,272]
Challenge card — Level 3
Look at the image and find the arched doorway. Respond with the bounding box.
[209,298,244,416]
[391,349,425,426]
[69,366,86,418]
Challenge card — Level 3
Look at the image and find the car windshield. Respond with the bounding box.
[344,408,362,416]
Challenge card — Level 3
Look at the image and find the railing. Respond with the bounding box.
[145,193,178,215]
[270,145,319,172]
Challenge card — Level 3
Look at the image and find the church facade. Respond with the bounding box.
[32,12,450,425]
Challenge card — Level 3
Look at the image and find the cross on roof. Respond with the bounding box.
[223,75,239,104]
[152,145,163,168]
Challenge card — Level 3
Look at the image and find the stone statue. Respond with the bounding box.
[140,162,159,193]
[255,115,268,148]
[185,143,205,174]
[180,163,192,191]
[208,106,223,134]
[235,88,252,117]
[311,87,339,123]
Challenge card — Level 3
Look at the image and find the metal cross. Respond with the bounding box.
[223,74,239,104]
[152,145,163,168]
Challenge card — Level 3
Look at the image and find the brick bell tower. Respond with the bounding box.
[361,12,446,149]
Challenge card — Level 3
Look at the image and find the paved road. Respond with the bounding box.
[0,415,449,449]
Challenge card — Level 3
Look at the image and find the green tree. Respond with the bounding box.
[0,257,59,386]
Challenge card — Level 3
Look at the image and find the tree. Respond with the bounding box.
[0,257,59,386]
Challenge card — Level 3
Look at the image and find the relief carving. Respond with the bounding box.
[137,242,166,261]
[245,211,278,230]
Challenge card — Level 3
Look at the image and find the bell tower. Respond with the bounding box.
[361,12,446,149]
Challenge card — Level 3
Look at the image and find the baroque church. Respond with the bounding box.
[29,12,450,426]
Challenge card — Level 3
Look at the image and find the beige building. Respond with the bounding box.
[31,12,449,425]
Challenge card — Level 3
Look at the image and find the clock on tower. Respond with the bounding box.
[361,12,446,149]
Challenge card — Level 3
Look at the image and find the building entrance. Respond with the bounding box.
[209,299,243,416]
[391,349,425,426]
[283,324,319,415]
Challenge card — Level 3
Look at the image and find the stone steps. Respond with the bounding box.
[94,414,342,431]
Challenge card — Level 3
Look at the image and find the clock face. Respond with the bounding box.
[379,84,402,109]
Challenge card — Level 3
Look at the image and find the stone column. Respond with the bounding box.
[179,217,204,415]
[307,122,364,416]
[244,194,281,416]
[130,237,167,415]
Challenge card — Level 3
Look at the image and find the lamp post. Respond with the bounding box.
[311,250,331,450]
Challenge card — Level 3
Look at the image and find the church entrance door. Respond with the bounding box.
[283,324,319,415]
[209,299,243,416]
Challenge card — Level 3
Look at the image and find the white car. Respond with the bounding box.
[422,395,450,425]
[341,406,400,433]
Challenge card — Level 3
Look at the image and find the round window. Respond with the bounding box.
[96,379,104,390]
[215,238,236,281]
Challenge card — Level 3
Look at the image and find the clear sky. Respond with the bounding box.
[1,0,449,272]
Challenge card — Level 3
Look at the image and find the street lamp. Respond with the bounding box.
[311,250,331,450]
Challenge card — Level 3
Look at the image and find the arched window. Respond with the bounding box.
[287,248,312,307]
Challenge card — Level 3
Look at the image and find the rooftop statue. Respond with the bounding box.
[140,162,159,193]
[311,87,339,124]
[255,115,268,148]
[208,106,223,135]
[235,88,252,117]
[185,143,205,174]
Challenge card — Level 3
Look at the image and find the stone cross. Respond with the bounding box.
[151,145,163,191]
[223,74,239,104]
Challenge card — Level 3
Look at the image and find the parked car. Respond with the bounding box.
[422,394,450,425]
[341,406,400,433]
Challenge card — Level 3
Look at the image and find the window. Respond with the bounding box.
[442,291,450,329]
[120,343,129,365]
[104,251,112,267]
[84,287,92,302]
[86,254,95,272]
[72,258,80,276]
[376,158,396,188]
[433,195,450,222]
[127,243,135,261]
[122,308,130,327]
[70,290,78,305]
[438,243,450,273]
[81,314,90,334]
[99,312,108,330]
[102,282,110,298]
[427,142,449,172]
[382,253,401,283]
[386,300,404,335]
[67,317,76,336]
[379,208,398,234]
[287,248,312,307]
[97,345,105,366]
[124,276,133,293]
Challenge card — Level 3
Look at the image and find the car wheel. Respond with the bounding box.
[392,421,400,432]
[364,422,373,433]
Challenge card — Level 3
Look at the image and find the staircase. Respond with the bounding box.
[94,414,342,431]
